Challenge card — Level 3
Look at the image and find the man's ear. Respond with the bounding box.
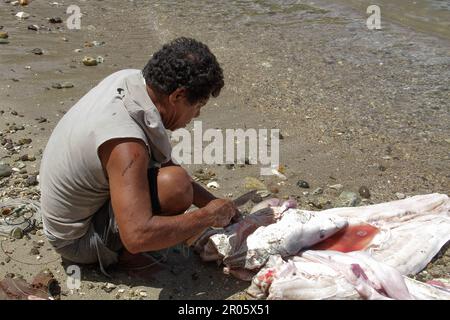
[168,87,187,105]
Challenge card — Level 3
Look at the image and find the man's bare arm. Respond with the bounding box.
[98,138,234,254]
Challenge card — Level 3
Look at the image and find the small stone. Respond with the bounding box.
[49,17,63,24]
[30,247,40,255]
[26,175,38,186]
[0,39,9,44]
[16,12,30,19]
[358,186,371,199]
[244,177,266,190]
[1,207,12,216]
[0,32,8,39]
[11,227,23,239]
[36,117,47,123]
[206,181,219,189]
[0,164,13,178]
[31,48,43,55]
[337,191,361,207]
[329,184,343,191]
[118,289,125,294]
[102,283,116,293]
[225,164,235,170]
[82,56,98,66]
[395,192,406,200]
[51,83,62,89]
[11,110,18,116]
[18,138,32,145]
[5,257,11,263]
[139,291,147,297]
[20,154,36,161]
[309,197,332,210]
[27,25,39,31]
[61,82,74,88]
[296,180,310,189]
[312,187,323,195]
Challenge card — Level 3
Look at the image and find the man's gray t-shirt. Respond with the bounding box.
[40,69,172,241]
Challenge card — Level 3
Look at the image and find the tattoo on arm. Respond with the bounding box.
[120,152,141,177]
[121,159,135,176]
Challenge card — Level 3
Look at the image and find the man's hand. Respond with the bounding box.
[202,199,238,228]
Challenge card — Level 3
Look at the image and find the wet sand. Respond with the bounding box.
[0,0,449,299]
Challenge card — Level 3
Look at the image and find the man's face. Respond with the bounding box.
[167,89,208,130]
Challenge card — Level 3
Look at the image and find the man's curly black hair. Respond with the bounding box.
[142,37,224,104]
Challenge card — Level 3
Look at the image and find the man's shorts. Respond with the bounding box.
[45,167,161,276]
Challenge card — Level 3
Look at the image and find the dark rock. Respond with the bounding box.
[296,180,310,188]
[29,247,40,255]
[358,186,371,199]
[11,110,18,116]
[18,138,32,145]
[27,24,39,31]
[25,175,38,186]
[31,48,43,55]
[225,164,235,170]
[0,164,13,178]
[51,83,62,89]
[36,116,47,123]
[49,17,63,24]
[20,154,36,162]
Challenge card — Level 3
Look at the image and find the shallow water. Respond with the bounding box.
[151,0,450,40]
[333,0,450,40]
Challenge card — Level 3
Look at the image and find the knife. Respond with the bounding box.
[185,190,257,247]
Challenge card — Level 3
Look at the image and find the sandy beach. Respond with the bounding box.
[0,0,449,299]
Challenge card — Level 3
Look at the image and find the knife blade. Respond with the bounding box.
[185,190,257,247]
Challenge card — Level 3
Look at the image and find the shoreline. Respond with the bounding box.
[0,0,449,299]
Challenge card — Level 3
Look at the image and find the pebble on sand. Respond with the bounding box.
[337,191,361,207]
[296,180,310,189]
[395,192,406,200]
[0,164,13,178]
[31,48,43,55]
[16,12,30,19]
[358,186,371,199]
[48,17,63,24]
[82,56,98,66]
